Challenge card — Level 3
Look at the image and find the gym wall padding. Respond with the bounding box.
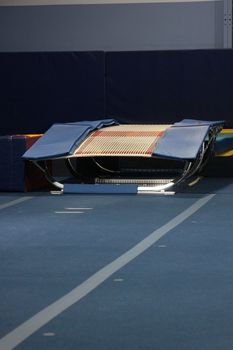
[105,50,233,127]
[0,135,50,191]
[0,51,105,135]
[1,49,233,136]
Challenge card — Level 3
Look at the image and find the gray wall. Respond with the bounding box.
[0,1,224,51]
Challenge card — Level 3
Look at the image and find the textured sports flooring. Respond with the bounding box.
[0,177,233,350]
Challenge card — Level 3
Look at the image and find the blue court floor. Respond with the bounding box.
[0,177,233,350]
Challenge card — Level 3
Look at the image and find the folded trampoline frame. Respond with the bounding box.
[32,123,222,194]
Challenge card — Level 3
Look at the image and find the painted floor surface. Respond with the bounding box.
[0,177,233,350]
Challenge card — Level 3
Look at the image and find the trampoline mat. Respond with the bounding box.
[74,124,170,157]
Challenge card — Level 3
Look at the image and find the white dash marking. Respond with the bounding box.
[55,211,84,214]
[113,278,124,282]
[43,332,55,337]
[65,208,93,210]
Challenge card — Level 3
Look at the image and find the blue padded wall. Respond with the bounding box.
[0,51,105,135]
[105,50,233,127]
[1,49,233,136]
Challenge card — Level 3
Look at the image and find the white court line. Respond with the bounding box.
[0,197,33,210]
[0,194,215,350]
[55,211,84,214]
[65,208,93,210]
[55,207,93,214]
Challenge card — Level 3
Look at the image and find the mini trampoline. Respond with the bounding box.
[23,119,224,194]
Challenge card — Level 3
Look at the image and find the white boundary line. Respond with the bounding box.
[0,197,33,210]
[55,211,84,214]
[65,208,93,210]
[0,193,215,350]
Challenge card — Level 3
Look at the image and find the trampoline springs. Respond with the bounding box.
[95,178,174,185]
